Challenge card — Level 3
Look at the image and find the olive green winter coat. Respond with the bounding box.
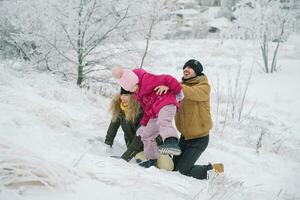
[105,94,143,161]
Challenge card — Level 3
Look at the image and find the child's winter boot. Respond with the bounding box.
[158,137,181,156]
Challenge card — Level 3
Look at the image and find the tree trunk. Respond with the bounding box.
[271,19,285,73]
[77,62,84,86]
[77,0,84,86]
[140,15,155,68]
[261,34,269,73]
[140,37,150,68]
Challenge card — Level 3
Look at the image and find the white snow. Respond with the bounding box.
[1,35,300,200]
[207,17,233,29]
[171,9,200,16]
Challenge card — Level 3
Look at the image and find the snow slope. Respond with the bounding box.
[1,36,300,200]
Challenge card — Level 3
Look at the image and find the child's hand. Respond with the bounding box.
[176,90,184,101]
[154,85,169,95]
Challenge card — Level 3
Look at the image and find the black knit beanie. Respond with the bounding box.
[183,59,203,76]
[120,87,132,95]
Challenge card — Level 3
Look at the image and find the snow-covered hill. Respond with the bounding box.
[1,36,300,200]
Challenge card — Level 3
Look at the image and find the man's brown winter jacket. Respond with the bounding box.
[175,75,212,140]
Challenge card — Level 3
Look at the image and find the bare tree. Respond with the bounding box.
[229,0,295,73]
[49,0,131,85]
[217,59,254,123]
[140,15,155,68]
[1,0,134,86]
[256,127,267,154]
[238,63,253,121]
[132,0,176,68]
[1,0,176,83]
[260,19,287,73]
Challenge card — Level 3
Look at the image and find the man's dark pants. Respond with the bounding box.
[173,135,210,179]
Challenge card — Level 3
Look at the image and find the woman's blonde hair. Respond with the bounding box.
[109,94,141,122]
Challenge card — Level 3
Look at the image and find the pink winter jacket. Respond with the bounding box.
[132,68,182,126]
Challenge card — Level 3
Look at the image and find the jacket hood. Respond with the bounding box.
[132,68,147,83]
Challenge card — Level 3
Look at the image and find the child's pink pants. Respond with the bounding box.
[137,105,178,160]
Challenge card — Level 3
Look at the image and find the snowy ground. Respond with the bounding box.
[1,35,300,200]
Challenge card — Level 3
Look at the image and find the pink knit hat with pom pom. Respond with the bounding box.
[112,66,139,92]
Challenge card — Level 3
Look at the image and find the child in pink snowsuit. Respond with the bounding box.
[112,66,183,168]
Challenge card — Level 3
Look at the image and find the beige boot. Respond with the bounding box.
[212,163,224,173]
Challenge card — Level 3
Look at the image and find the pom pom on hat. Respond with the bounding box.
[111,66,139,92]
[112,66,123,79]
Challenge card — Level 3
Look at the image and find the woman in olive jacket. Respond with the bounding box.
[104,88,143,161]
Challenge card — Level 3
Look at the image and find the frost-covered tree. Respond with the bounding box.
[221,0,238,10]
[131,0,176,68]
[0,0,42,60]
[217,0,238,20]
[51,0,131,85]
[229,0,295,73]
[0,0,135,85]
[0,0,177,84]
[45,0,132,86]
